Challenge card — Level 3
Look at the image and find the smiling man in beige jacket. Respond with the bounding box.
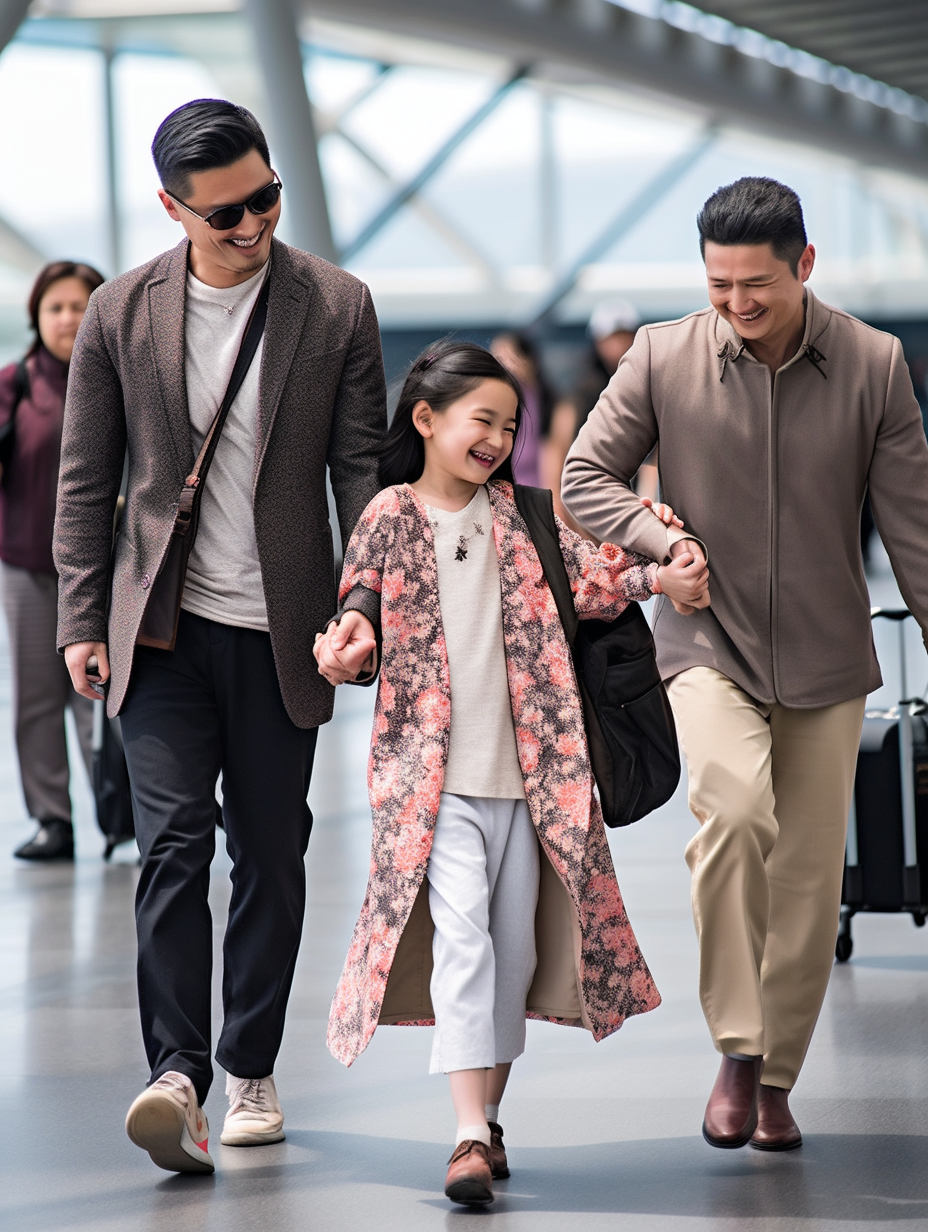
[562,177,928,1152]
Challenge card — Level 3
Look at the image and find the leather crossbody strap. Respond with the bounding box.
[173,272,271,536]
[512,483,579,646]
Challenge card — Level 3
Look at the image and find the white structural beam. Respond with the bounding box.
[244,0,336,263]
[102,41,122,276]
[298,0,928,179]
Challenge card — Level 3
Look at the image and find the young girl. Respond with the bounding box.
[315,341,708,1207]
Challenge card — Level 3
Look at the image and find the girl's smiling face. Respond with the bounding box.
[411,378,519,508]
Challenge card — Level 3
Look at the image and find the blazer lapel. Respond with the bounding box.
[147,239,194,478]
[254,240,312,482]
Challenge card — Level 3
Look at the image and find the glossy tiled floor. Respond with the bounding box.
[1,547,927,1231]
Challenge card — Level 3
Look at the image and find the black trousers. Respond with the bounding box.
[120,610,318,1104]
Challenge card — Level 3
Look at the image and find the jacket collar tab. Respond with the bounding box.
[802,342,827,378]
[716,338,744,382]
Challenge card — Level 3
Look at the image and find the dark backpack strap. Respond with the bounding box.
[14,357,29,404]
[512,484,578,646]
[3,358,30,428]
[12,358,29,407]
[0,358,30,466]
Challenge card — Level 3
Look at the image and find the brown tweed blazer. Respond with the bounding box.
[53,237,386,727]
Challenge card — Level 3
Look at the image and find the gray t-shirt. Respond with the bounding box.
[181,262,269,631]
[427,486,524,799]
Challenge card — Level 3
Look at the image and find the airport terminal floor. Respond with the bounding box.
[2,548,927,1232]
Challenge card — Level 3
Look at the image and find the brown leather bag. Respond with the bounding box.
[136,274,271,651]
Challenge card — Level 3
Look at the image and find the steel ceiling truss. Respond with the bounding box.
[318,54,682,318]
[337,65,528,264]
[297,0,928,181]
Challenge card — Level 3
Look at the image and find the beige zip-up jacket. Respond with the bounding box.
[562,290,928,709]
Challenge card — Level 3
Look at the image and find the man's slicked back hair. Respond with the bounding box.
[152,99,271,199]
[697,177,808,273]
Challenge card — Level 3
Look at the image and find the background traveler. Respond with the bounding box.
[548,300,653,527]
[489,330,554,489]
[1,260,105,861]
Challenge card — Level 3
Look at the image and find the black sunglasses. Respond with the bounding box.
[168,178,282,231]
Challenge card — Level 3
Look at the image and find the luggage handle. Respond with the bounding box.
[870,607,911,622]
[868,606,921,894]
[870,606,915,701]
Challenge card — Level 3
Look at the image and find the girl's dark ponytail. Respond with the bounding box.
[379,340,524,488]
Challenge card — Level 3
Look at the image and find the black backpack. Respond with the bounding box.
[513,485,680,827]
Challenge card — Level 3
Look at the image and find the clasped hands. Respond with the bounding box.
[642,497,711,615]
[314,610,377,686]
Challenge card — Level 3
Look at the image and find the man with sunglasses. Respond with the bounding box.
[54,99,386,1175]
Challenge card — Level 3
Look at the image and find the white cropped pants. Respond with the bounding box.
[427,793,540,1074]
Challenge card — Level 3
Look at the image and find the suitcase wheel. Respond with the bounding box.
[835,906,853,962]
[914,911,926,928]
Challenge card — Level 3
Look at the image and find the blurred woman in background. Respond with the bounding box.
[0,260,105,861]
[489,331,554,490]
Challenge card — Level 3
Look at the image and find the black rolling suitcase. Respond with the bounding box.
[837,608,928,961]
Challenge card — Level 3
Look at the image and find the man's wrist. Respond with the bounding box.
[669,536,707,563]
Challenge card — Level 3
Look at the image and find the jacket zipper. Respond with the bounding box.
[767,347,810,702]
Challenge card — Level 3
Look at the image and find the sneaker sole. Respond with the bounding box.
[445,1178,494,1206]
[126,1093,214,1174]
[220,1127,286,1146]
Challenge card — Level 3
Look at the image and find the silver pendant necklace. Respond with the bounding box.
[430,516,485,561]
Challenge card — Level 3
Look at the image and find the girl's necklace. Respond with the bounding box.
[429,515,485,561]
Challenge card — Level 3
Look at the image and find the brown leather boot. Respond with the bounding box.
[702,1055,762,1148]
[487,1121,510,1179]
[444,1140,494,1205]
[750,1084,802,1151]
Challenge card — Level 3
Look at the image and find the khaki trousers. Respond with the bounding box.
[666,667,865,1090]
[0,562,93,822]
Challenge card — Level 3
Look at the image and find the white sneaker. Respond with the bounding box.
[221,1072,285,1145]
[125,1071,214,1173]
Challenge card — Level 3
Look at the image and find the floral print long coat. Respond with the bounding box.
[327,480,662,1066]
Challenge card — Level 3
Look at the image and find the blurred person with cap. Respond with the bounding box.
[0,260,105,862]
[585,298,641,400]
[548,299,653,528]
[562,176,928,1152]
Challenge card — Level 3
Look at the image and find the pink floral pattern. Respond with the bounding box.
[326,481,662,1066]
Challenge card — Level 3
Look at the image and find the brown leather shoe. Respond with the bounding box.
[750,1084,802,1151]
[444,1140,494,1205]
[702,1055,762,1149]
[487,1121,510,1179]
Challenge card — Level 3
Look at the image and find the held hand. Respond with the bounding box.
[657,540,710,616]
[313,611,377,685]
[64,641,110,701]
[641,496,683,529]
